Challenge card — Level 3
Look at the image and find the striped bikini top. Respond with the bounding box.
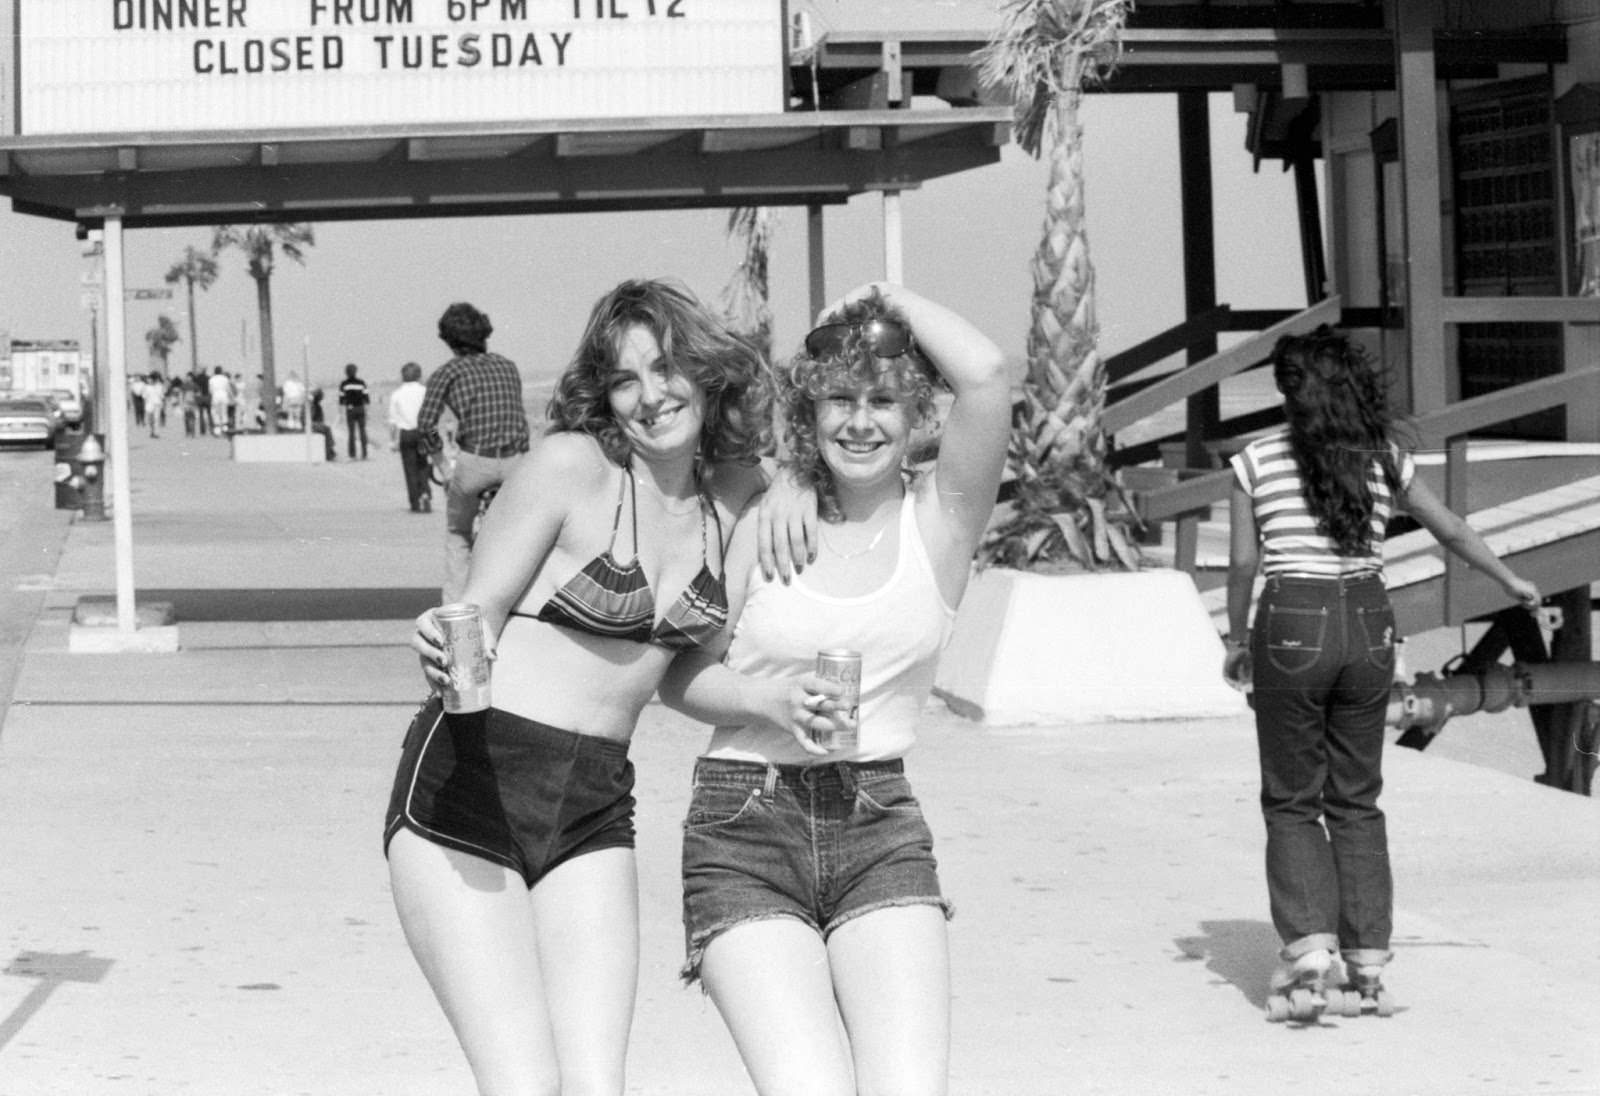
[526,463,728,651]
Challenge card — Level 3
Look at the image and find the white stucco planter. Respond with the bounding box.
[933,567,1248,726]
[231,432,326,463]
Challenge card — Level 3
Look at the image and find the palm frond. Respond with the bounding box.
[977,0,1135,157]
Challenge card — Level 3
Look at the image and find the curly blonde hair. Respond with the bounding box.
[779,289,940,517]
[548,279,773,466]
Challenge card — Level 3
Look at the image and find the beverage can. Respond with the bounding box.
[435,603,492,714]
[813,649,861,751]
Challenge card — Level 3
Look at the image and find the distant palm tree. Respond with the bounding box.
[164,245,219,378]
[145,314,181,374]
[211,224,315,434]
[977,0,1137,570]
[722,206,775,363]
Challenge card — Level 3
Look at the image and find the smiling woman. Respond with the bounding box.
[389,277,777,1095]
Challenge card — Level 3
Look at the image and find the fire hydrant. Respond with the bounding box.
[75,434,107,521]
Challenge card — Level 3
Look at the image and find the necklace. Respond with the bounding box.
[820,519,890,561]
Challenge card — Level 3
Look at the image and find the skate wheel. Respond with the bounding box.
[1337,988,1361,1018]
[1373,989,1395,1017]
[1266,994,1290,1022]
[1322,988,1347,1016]
[1288,987,1318,1021]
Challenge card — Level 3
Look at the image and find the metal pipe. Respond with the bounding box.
[1389,662,1600,738]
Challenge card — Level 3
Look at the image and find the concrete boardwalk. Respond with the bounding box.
[1,431,1597,1095]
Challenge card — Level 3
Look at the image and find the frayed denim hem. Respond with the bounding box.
[824,895,955,940]
[679,911,818,989]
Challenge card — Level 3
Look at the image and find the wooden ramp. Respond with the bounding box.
[1198,450,1600,636]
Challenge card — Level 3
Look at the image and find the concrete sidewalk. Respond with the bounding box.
[1,431,1597,1095]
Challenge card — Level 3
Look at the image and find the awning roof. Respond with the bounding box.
[0,107,1012,228]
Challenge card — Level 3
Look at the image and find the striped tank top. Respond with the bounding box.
[1230,430,1415,577]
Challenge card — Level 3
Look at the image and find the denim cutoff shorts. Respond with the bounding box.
[383,696,635,888]
[680,756,951,984]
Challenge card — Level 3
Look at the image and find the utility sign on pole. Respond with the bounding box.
[125,288,173,301]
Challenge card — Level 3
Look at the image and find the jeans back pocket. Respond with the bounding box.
[1355,604,1398,672]
[1264,604,1328,675]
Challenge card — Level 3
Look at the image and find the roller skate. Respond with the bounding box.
[1265,945,1334,1023]
[1329,958,1396,1018]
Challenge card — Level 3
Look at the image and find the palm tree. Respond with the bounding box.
[211,224,315,434]
[164,245,219,378]
[977,0,1138,571]
[722,206,775,363]
[145,314,181,374]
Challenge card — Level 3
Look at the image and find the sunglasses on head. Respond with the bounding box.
[803,319,914,360]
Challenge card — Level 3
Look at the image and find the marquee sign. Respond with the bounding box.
[13,0,785,135]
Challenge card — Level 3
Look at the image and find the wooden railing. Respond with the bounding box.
[1127,339,1600,592]
[1111,297,1342,569]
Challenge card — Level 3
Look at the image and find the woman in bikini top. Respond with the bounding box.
[519,459,728,651]
[398,278,781,1096]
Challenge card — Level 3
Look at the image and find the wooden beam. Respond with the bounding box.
[1178,90,1219,469]
[1395,0,1449,414]
[1103,296,1340,435]
[1439,296,1600,324]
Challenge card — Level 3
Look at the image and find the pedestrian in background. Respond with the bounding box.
[1224,325,1540,1021]
[415,302,529,603]
[339,362,371,460]
[193,369,213,436]
[388,361,432,513]
[207,368,233,435]
[309,388,337,462]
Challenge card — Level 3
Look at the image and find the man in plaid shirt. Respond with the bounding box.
[417,301,530,603]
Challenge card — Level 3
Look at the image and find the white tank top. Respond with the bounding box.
[705,492,957,764]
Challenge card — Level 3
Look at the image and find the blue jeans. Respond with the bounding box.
[680,757,951,984]
[1251,572,1395,956]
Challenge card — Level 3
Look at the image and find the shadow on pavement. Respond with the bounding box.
[135,587,438,621]
[1173,919,1281,1009]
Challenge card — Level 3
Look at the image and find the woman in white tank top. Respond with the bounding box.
[660,283,1010,1094]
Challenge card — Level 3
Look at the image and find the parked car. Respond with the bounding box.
[0,396,59,449]
[49,388,84,425]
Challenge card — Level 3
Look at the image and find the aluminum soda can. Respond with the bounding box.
[435,603,492,714]
[814,649,861,751]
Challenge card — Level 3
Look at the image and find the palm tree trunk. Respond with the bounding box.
[255,276,279,434]
[1026,89,1106,484]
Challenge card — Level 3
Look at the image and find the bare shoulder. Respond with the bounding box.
[500,430,613,505]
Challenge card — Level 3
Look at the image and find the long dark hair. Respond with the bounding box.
[1272,326,1406,555]
[547,279,772,465]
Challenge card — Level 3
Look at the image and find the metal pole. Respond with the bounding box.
[882,190,904,284]
[103,213,137,635]
[807,203,827,321]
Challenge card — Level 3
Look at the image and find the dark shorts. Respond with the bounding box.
[383,696,636,888]
[680,757,950,984]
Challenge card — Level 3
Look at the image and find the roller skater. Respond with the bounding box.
[1224,328,1539,1027]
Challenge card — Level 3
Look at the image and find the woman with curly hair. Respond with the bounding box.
[659,283,1011,1094]
[1225,325,1540,1022]
[392,278,777,1095]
